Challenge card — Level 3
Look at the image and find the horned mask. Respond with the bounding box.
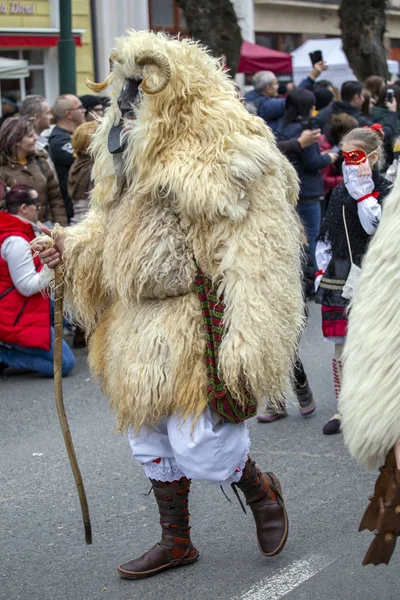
[85,50,171,95]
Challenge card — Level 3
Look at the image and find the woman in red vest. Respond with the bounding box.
[0,184,75,376]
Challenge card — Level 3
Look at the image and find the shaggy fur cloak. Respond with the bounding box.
[57,31,304,432]
[340,175,400,469]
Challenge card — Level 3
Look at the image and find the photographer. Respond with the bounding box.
[244,61,327,133]
[371,85,400,169]
[277,89,337,265]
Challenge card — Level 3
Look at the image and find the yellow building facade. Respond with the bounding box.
[0,0,94,102]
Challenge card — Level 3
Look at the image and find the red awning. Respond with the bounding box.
[0,35,82,47]
[238,41,292,74]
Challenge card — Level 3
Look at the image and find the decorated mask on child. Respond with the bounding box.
[342,124,382,189]
[342,149,373,184]
[342,151,375,199]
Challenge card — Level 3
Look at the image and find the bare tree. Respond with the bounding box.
[175,0,242,76]
[339,0,389,81]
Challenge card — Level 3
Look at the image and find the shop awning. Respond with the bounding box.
[0,30,83,48]
[238,40,292,74]
[0,56,29,78]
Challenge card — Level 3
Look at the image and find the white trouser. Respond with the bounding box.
[128,407,250,486]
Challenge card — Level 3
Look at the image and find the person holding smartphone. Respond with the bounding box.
[371,84,400,169]
[244,60,328,134]
[317,81,373,133]
[277,89,338,265]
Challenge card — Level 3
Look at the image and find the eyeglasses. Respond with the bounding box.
[6,201,40,209]
[26,201,41,209]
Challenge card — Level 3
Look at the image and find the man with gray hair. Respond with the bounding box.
[48,94,86,221]
[245,61,326,133]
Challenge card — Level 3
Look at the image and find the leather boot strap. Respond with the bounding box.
[234,458,283,506]
[151,478,194,557]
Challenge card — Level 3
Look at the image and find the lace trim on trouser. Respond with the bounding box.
[143,462,186,483]
[143,427,251,485]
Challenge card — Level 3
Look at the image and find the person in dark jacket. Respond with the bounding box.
[314,87,334,112]
[244,61,327,134]
[315,126,391,436]
[79,94,104,121]
[0,94,18,129]
[318,113,359,198]
[317,81,373,133]
[371,84,400,169]
[48,95,86,222]
[277,89,338,265]
[277,127,321,156]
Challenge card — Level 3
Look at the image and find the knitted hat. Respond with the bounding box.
[79,94,102,114]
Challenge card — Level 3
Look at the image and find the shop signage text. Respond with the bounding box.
[0,2,36,14]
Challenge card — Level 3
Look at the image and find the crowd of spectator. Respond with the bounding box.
[1,62,399,440]
[0,92,106,377]
[244,63,399,436]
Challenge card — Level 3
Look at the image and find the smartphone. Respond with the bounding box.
[309,50,323,65]
[386,88,394,103]
[301,117,319,131]
[330,145,340,154]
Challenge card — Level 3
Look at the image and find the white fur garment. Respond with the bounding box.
[59,31,304,432]
[340,175,400,469]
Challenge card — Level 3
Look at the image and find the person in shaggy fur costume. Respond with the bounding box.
[35,30,304,579]
[338,156,400,565]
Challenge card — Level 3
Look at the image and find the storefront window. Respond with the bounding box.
[179,7,187,28]
[390,38,400,61]
[25,69,45,96]
[0,48,46,102]
[256,33,301,54]
[22,49,44,64]
[0,50,19,59]
[149,0,188,34]
[281,34,300,54]
[256,33,279,51]
[150,0,174,27]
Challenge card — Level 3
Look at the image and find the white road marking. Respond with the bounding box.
[234,553,338,600]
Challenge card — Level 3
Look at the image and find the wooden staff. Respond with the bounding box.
[53,261,92,544]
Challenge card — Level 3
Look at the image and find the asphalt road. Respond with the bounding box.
[1,301,399,600]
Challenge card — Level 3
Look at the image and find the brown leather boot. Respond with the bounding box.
[233,457,288,557]
[117,477,199,579]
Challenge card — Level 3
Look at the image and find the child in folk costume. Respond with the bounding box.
[315,125,392,435]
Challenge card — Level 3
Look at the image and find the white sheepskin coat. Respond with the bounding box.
[340,175,400,469]
[59,30,304,432]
